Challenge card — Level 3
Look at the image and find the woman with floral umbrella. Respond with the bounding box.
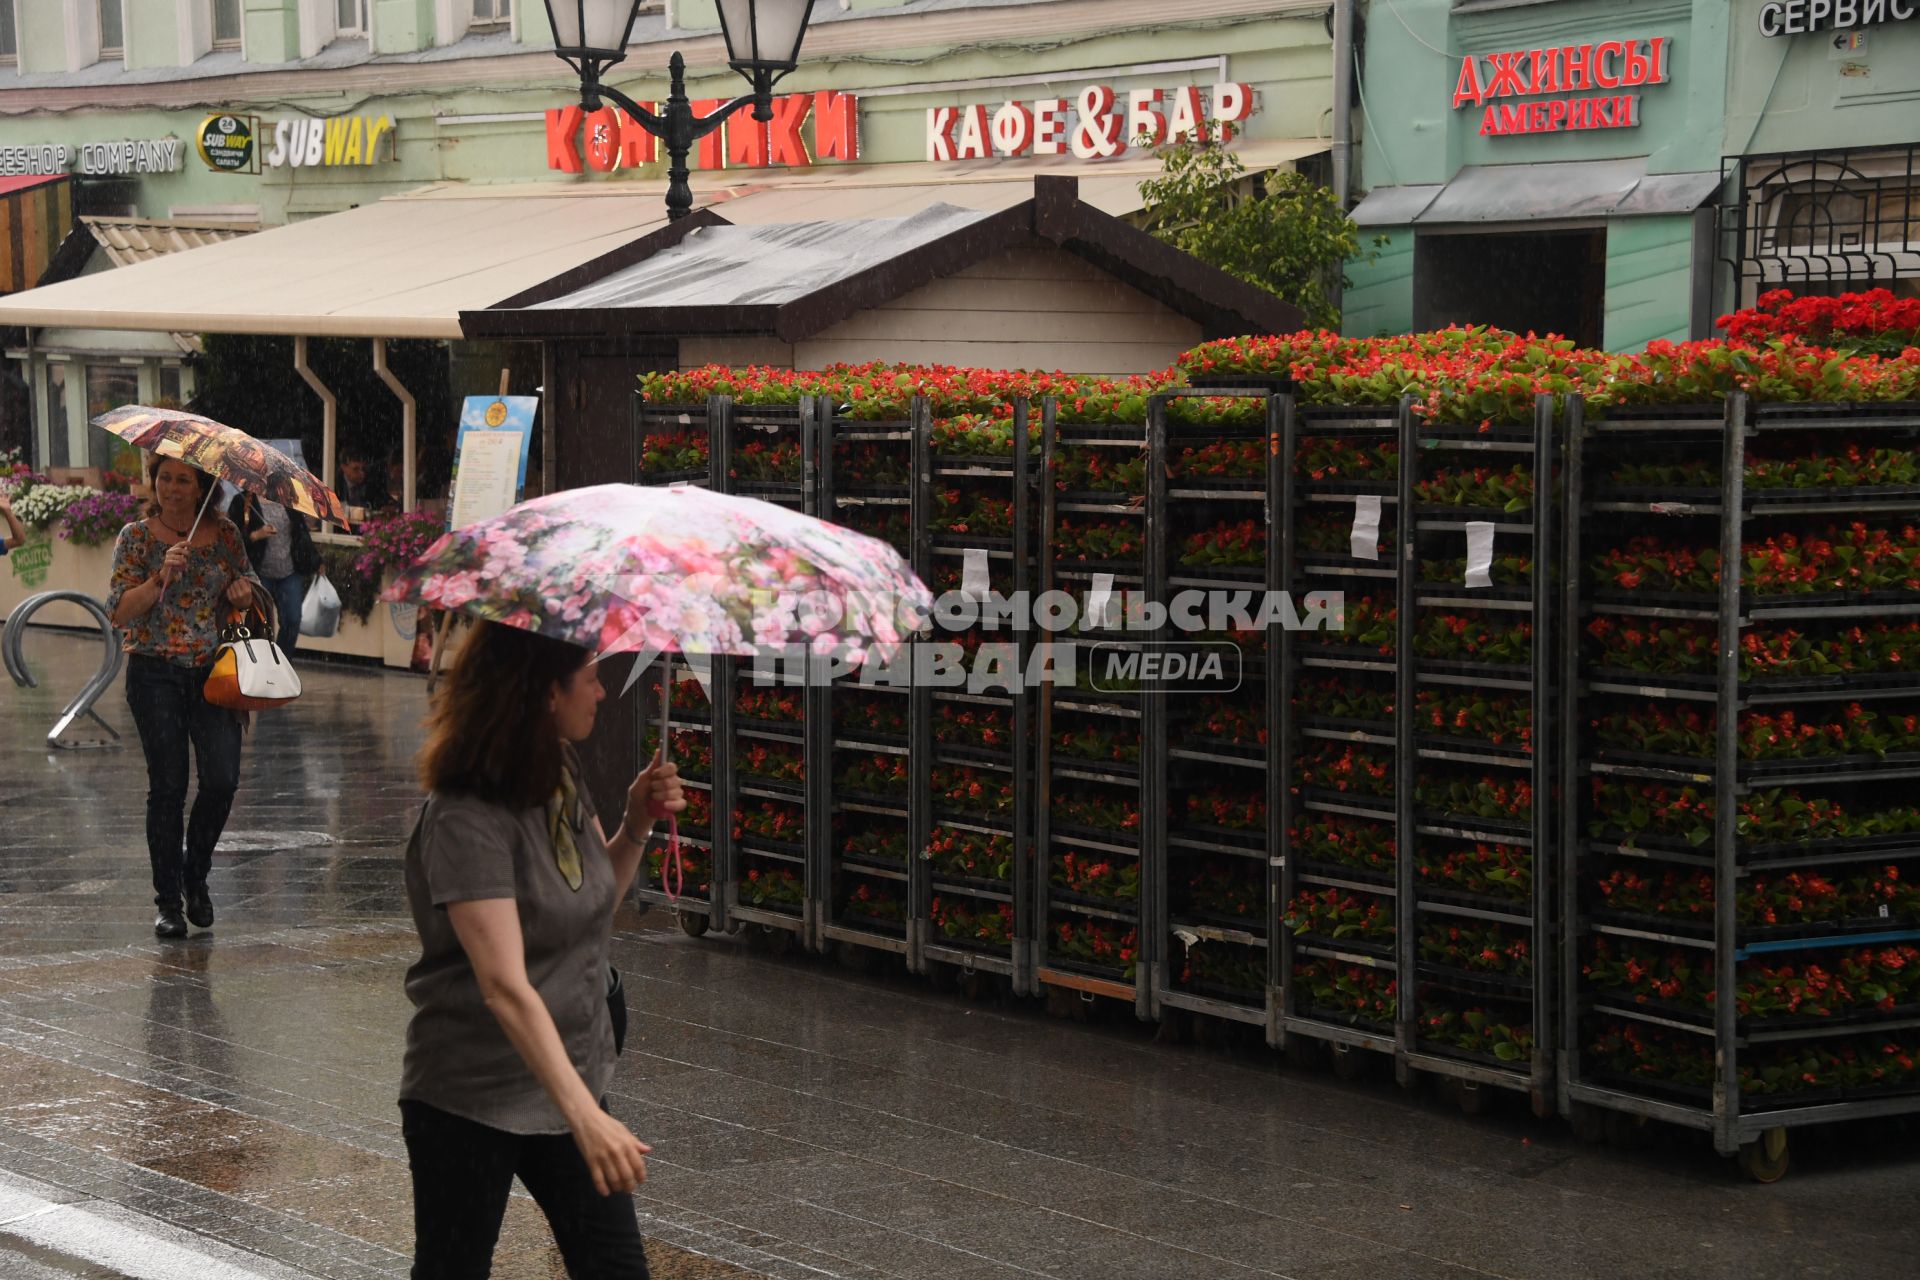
[91,404,350,533]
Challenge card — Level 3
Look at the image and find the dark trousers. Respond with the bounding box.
[124,654,243,910]
[264,573,306,654]
[400,1100,651,1279]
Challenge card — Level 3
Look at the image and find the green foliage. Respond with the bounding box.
[1139,142,1372,330]
[320,544,380,624]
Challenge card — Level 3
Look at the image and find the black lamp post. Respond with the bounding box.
[544,0,820,220]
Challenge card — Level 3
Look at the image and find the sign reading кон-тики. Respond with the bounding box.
[1453,37,1673,137]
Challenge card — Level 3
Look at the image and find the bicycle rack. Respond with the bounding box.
[2,591,124,750]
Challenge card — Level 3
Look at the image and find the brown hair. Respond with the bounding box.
[418,621,592,809]
[145,456,214,519]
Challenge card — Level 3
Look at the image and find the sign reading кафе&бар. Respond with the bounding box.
[1453,37,1672,137]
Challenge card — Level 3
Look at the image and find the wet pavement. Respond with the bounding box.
[2,628,1918,1279]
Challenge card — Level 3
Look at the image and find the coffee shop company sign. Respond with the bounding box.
[0,139,184,176]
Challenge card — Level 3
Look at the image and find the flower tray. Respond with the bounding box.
[1297,859,1396,888]
[1050,821,1142,849]
[1172,822,1266,849]
[832,481,911,497]
[641,468,710,486]
[1055,421,1146,442]
[738,897,804,917]
[1739,1003,1920,1036]
[1045,957,1135,984]
[735,480,805,497]
[834,731,909,751]
[1414,581,1533,603]
[1054,755,1142,779]
[1417,658,1533,678]
[1593,827,1920,861]
[939,742,1017,766]
[737,837,808,860]
[1294,642,1396,666]
[1587,1070,1712,1108]
[1294,480,1396,496]
[1418,810,1531,837]
[931,870,1013,894]
[1595,907,1920,945]
[1172,562,1267,582]
[1295,715,1393,740]
[738,776,806,799]
[1299,406,1401,425]
[1420,884,1531,916]
[838,911,907,936]
[1590,403,1724,424]
[1179,979,1266,1004]
[1169,476,1263,492]
[1058,488,1147,505]
[1178,908,1266,933]
[1752,401,1920,424]
[1053,557,1145,573]
[838,851,908,875]
[735,716,805,736]
[1413,1042,1522,1072]
[1184,373,1295,392]
[1415,733,1531,761]
[933,807,1015,831]
[933,454,1016,470]
[1297,1005,1393,1031]
[1745,1087,1849,1112]
[1597,484,1920,508]
[1301,788,1397,815]
[1842,1080,1920,1103]
[1416,963,1534,998]
[1050,886,1140,914]
[1180,735,1267,761]
[836,790,909,811]
[933,534,1014,552]
[1413,504,1532,520]
[1297,932,1393,960]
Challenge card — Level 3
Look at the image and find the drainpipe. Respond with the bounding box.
[1331,0,1355,211]
[292,336,337,528]
[372,338,417,513]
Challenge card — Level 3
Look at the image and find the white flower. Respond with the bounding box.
[13,484,97,529]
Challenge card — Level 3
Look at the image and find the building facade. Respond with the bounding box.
[0,0,1336,468]
[1343,0,1920,351]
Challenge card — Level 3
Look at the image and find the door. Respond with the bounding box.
[1414,228,1608,348]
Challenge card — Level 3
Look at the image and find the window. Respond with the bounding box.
[472,0,511,27]
[337,0,368,36]
[0,1,16,65]
[98,1,123,56]
[1724,148,1920,303]
[213,0,242,48]
[46,363,70,470]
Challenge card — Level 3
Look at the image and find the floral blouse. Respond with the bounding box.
[107,518,258,668]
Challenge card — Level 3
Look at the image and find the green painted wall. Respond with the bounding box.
[17,0,71,73]
[1347,0,1729,346]
[1603,214,1695,351]
[125,0,180,72]
[373,0,435,54]
[1727,13,1920,154]
[1343,227,1415,339]
[244,0,302,63]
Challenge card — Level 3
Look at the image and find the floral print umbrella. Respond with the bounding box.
[383,483,930,666]
[92,404,351,526]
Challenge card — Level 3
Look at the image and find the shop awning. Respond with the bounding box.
[1352,159,1723,227]
[0,138,1325,340]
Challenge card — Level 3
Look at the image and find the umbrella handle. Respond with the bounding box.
[661,815,684,904]
[647,661,673,819]
[183,478,220,541]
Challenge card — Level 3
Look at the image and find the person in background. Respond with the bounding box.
[400,621,683,1278]
[228,490,318,654]
[0,490,25,554]
[339,450,395,514]
[107,457,261,939]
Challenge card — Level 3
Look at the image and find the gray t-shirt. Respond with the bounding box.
[399,776,616,1135]
[257,499,296,580]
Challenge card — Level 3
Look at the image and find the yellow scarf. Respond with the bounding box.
[547,768,584,891]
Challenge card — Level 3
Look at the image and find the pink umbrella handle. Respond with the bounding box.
[659,815,683,902]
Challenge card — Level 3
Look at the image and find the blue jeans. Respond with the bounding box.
[124,655,244,910]
[264,573,307,654]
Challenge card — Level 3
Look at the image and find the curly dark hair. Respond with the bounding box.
[144,455,215,520]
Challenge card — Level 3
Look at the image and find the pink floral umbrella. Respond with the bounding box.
[382,483,933,897]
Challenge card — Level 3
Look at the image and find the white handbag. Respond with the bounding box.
[301,567,342,638]
[206,600,303,712]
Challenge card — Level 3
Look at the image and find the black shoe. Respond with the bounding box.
[185,887,214,929]
[154,907,187,939]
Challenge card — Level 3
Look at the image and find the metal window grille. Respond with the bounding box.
[213,0,241,48]
[1719,146,1920,305]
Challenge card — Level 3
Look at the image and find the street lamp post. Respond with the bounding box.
[544,0,820,221]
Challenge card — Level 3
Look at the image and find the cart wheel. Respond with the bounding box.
[1738,1129,1791,1184]
[1454,1081,1491,1117]
[1330,1044,1368,1082]
[834,940,877,973]
[958,971,991,1003]
[676,912,710,939]
[766,928,797,958]
[1569,1103,1608,1145]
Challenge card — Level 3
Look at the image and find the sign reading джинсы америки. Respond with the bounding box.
[1452,37,1672,138]
[1759,0,1917,36]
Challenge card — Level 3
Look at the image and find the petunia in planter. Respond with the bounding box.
[837,695,911,740]
[1420,1005,1533,1063]
[1285,887,1395,944]
[1291,677,1394,725]
[1421,551,1531,588]
[932,488,1016,539]
[730,437,803,484]
[932,897,1015,948]
[1416,841,1531,902]
[1296,435,1398,486]
[1414,772,1533,824]
[1294,742,1395,798]
[1052,918,1139,978]
[647,842,711,896]
[1415,689,1532,751]
[1289,814,1396,876]
[735,685,804,724]
[933,764,1015,815]
[835,753,910,797]
[1055,446,1148,495]
[1052,851,1140,902]
[1053,518,1144,564]
[1170,438,1265,484]
[1294,958,1397,1025]
[938,702,1016,753]
[1179,519,1265,570]
[1184,786,1267,832]
[843,827,911,864]
[841,881,907,927]
[1418,920,1532,979]
[1052,789,1142,834]
[734,799,804,845]
[1192,693,1275,745]
[737,740,806,785]
[642,430,709,476]
[58,491,144,547]
[1411,611,1535,666]
[834,442,910,486]
[739,865,805,908]
[1301,593,1396,655]
[1413,463,1534,512]
[1184,859,1264,919]
[925,828,1014,881]
[1055,722,1142,764]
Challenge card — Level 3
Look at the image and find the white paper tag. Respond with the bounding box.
[1086,573,1118,630]
[1465,521,1496,589]
[1351,495,1383,562]
[961,548,992,602]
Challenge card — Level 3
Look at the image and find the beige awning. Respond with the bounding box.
[0,138,1325,340]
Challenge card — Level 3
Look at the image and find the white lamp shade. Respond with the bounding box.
[546,0,644,53]
[716,0,816,71]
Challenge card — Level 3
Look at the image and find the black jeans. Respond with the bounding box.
[400,1100,651,1279]
[124,654,244,910]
